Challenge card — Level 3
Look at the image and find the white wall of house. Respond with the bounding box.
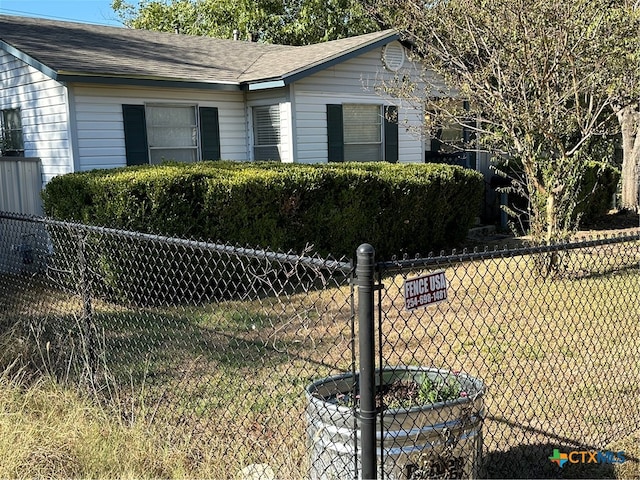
[70,84,249,171]
[0,50,72,184]
[1,39,430,187]
[292,42,426,164]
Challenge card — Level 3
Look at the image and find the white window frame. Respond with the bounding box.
[252,104,282,161]
[145,103,200,164]
[1,108,24,156]
[343,104,383,162]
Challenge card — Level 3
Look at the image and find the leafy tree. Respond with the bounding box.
[369,0,621,245]
[111,0,380,45]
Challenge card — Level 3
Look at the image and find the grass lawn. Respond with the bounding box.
[0,234,639,478]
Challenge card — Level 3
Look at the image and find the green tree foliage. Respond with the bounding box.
[111,0,380,45]
[369,0,623,244]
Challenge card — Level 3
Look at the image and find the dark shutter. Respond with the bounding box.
[327,104,344,163]
[122,104,149,166]
[384,105,399,163]
[199,107,221,161]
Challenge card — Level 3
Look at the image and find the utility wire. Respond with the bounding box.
[0,7,122,26]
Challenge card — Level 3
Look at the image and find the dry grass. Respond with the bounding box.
[375,251,640,478]
[609,432,640,479]
[0,368,229,478]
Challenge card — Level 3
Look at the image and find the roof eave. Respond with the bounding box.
[0,40,58,80]
[245,79,286,91]
[56,73,242,91]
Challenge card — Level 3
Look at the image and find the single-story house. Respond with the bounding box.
[0,14,440,187]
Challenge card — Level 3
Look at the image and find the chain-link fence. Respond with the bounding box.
[1,211,639,479]
[369,238,640,479]
[0,212,354,479]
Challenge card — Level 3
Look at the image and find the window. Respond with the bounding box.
[327,104,398,163]
[253,105,281,161]
[122,104,220,166]
[147,105,198,164]
[343,104,382,162]
[427,99,465,155]
[1,108,24,156]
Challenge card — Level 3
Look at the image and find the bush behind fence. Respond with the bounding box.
[0,211,638,479]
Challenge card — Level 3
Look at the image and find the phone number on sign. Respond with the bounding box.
[406,289,447,309]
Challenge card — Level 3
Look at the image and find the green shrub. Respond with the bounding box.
[576,161,620,223]
[43,161,484,259]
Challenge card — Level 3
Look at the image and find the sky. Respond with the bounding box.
[0,0,139,27]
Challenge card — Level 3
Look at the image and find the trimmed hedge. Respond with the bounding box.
[42,161,484,259]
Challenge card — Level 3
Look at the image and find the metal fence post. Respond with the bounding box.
[356,243,376,480]
[77,232,96,382]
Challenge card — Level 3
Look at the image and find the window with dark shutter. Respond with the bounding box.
[327,104,397,163]
[123,104,222,165]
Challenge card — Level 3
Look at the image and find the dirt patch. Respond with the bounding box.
[375,380,421,409]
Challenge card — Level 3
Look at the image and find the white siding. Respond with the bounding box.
[71,84,249,171]
[293,42,425,164]
[0,39,429,184]
[0,50,72,184]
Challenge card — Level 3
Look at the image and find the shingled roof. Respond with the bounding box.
[0,14,397,90]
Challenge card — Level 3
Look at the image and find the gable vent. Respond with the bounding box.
[382,43,405,72]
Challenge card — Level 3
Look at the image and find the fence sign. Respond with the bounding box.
[404,270,448,311]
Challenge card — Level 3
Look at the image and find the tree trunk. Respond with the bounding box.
[617,105,640,211]
[545,190,557,244]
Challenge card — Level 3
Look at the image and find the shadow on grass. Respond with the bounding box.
[2,283,348,392]
[483,443,618,479]
[94,308,345,377]
[482,417,637,479]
